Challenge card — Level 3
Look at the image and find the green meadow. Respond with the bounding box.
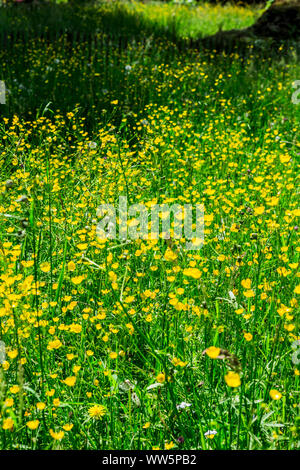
[0,0,299,450]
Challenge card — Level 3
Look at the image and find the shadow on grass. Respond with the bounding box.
[0,2,298,132]
[0,2,191,40]
[1,1,298,55]
[0,1,261,45]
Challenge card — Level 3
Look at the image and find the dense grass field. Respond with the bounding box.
[0,0,299,450]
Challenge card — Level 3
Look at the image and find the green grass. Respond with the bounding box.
[0,0,299,451]
[0,1,261,39]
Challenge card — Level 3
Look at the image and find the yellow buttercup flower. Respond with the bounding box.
[244,332,253,341]
[26,420,40,430]
[47,339,62,350]
[241,278,251,289]
[4,398,14,408]
[183,267,201,279]
[49,429,65,440]
[165,441,175,450]
[36,402,46,411]
[71,275,85,285]
[63,423,73,431]
[156,373,165,383]
[244,289,255,298]
[2,418,14,430]
[280,155,290,164]
[40,262,51,273]
[270,389,282,400]
[225,371,241,388]
[206,346,221,359]
[254,206,265,216]
[63,376,76,387]
[88,405,106,419]
[164,249,178,262]
[68,261,76,272]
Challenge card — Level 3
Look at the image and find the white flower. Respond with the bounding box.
[0,341,5,364]
[119,379,135,392]
[125,65,132,72]
[131,392,141,407]
[176,402,192,410]
[204,429,217,437]
[89,141,97,149]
